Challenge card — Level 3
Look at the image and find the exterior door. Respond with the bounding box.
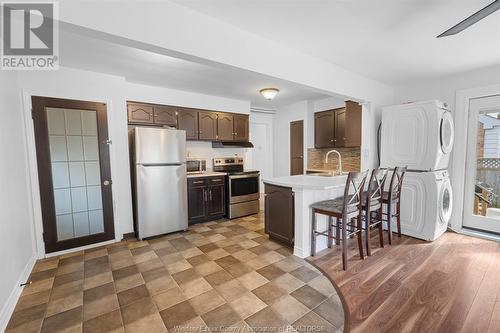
[290,120,304,175]
[32,97,115,253]
[463,94,500,234]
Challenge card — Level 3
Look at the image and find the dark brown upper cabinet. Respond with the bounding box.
[198,111,218,140]
[234,114,249,142]
[128,103,154,124]
[153,105,177,126]
[314,101,362,149]
[314,110,335,148]
[217,113,234,141]
[178,109,199,140]
[344,101,362,147]
[334,108,346,148]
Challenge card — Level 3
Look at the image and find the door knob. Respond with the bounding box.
[103,180,111,186]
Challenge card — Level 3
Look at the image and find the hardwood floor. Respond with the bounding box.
[309,230,500,333]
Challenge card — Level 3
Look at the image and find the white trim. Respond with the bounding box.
[21,90,122,259]
[0,255,36,333]
[450,84,500,232]
[458,228,500,243]
[44,239,119,258]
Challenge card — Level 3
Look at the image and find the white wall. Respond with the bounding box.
[0,72,37,331]
[15,66,250,254]
[247,111,275,191]
[273,101,310,177]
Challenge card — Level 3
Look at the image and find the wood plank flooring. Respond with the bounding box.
[309,230,500,333]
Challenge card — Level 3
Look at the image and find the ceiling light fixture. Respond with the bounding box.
[260,88,280,100]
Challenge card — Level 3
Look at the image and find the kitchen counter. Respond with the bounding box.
[262,174,347,190]
[263,174,348,258]
[187,171,227,178]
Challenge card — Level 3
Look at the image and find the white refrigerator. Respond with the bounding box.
[131,127,187,239]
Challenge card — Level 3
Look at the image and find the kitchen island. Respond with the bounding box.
[263,174,347,258]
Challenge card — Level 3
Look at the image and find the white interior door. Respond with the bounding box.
[463,94,500,234]
[249,122,272,193]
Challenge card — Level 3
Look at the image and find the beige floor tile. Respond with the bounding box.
[237,271,269,290]
[188,289,226,316]
[153,287,187,311]
[229,292,267,319]
[216,279,247,302]
[84,271,113,290]
[193,261,223,276]
[273,273,305,293]
[271,295,309,324]
[180,277,213,299]
[124,312,166,333]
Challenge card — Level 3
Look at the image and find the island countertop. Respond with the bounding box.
[262,174,347,190]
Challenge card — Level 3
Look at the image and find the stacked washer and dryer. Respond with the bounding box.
[380,100,455,241]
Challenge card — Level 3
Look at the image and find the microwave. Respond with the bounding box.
[186,159,207,173]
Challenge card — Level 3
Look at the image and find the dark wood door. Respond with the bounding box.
[128,103,153,124]
[265,184,294,246]
[207,184,225,216]
[290,120,304,176]
[234,114,249,141]
[217,113,234,141]
[345,100,362,147]
[335,108,346,147]
[198,111,218,140]
[178,109,199,140]
[314,110,334,148]
[32,96,115,253]
[188,186,206,222]
[154,105,177,126]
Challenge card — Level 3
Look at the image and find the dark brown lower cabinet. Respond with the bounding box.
[188,176,225,224]
[264,183,294,246]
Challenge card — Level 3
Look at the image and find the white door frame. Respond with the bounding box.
[21,90,121,259]
[451,83,500,238]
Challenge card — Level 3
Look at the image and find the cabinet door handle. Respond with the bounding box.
[204,189,208,202]
[193,180,204,185]
[209,189,212,201]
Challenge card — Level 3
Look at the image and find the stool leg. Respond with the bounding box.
[387,202,393,245]
[377,207,384,248]
[335,217,340,245]
[341,217,348,270]
[357,212,364,260]
[328,216,333,248]
[365,208,371,256]
[311,210,317,256]
[397,200,402,237]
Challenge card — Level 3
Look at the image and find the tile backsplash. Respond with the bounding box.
[307,147,361,172]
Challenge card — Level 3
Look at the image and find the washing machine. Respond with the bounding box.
[395,170,453,241]
[380,100,454,171]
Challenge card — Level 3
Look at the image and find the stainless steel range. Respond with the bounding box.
[213,157,260,219]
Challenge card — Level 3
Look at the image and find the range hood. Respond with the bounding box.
[212,140,254,148]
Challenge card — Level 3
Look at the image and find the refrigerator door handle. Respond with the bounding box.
[139,163,184,167]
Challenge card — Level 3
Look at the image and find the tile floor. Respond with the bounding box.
[6,212,344,333]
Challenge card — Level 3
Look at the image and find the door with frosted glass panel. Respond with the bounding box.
[32,97,114,253]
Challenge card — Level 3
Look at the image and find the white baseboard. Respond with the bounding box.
[0,254,37,333]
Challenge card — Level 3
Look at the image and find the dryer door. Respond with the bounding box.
[440,111,454,154]
[439,179,453,225]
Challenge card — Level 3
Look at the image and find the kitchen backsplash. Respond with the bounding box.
[307,147,361,172]
[186,141,246,170]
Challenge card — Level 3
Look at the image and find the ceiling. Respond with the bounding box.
[59,30,330,109]
[171,0,500,85]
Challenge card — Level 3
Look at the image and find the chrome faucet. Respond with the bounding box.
[325,150,342,175]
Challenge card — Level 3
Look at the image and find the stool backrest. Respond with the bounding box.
[388,166,407,200]
[366,168,389,205]
[343,170,369,214]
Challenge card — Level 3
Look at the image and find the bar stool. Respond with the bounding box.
[361,168,388,256]
[381,166,407,244]
[311,171,369,270]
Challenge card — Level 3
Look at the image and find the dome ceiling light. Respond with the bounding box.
[260,88,280,101]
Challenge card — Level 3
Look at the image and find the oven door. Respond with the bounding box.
[229,173,260,204]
